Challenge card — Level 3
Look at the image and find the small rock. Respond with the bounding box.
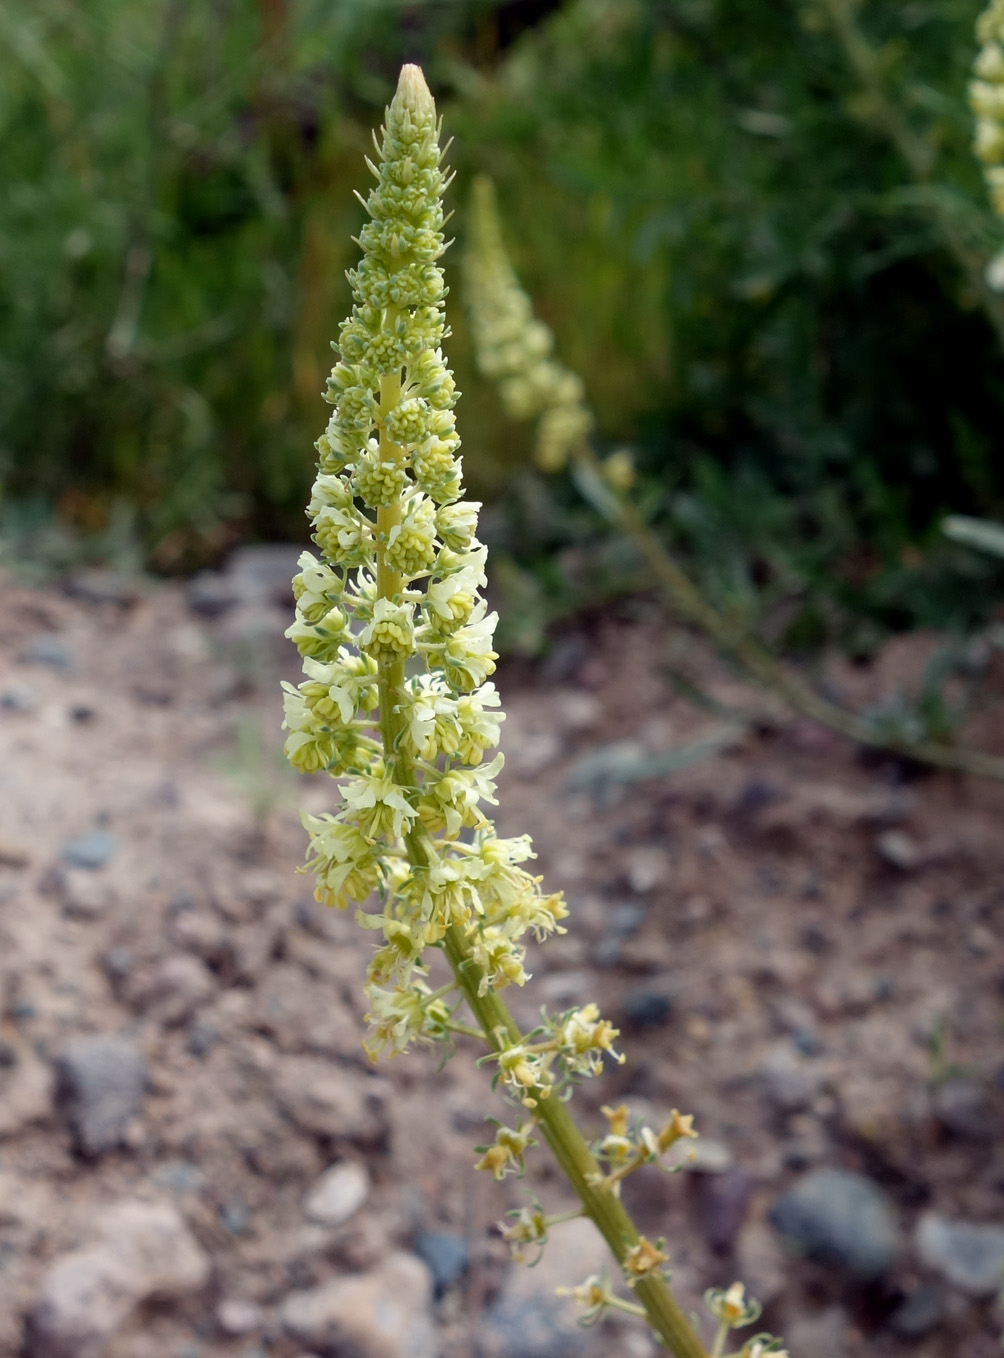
[217,1298,263,1337]
[697,1166,755,1255]
[280,1251,435,1358]
[59,868,116,920]
[889,1283,945,1338]
[225,543,302,606]
[484,1297,588,1358]
[931,1077,995,1142]
[151,1160,205,1197]
[0,684,36,712]
[20,634,73,671]
[621,991,672,1028]
[56,1036,147,1157]
[735,1220,789,1307]
[485,1217,608,1357]
[0,836,31,867]
[28,1199,209,1358]
[188,1019,219,1058]
[769,1168,898,1280]
[592,902,648,966]
[875,829,920,871]
[758,1046,821,1115]
[915,1213,1004,1297]
[101,947,134,987]
[783,1305,848,1358]
[274,1057,388,1144]
[187,571,240,618]
[28,1247,135,1358]
[304,1161,370,1227]
[168,910,228,963]
[130,954,215,1025]
[60,831,118,871]
[414,1230,469,1299]
[685,1138,734,1174]
[624,845,672,894]
[608,901,648,936]
[63,568,141,606]
[220,1199,250,1235]
[0,1052,55,1138]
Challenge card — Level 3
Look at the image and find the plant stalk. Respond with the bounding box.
[373,460,708,1355]
[576,442,1004,782]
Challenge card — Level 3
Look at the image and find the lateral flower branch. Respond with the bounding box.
[281,64,779,1358]
[462,174,1004,785]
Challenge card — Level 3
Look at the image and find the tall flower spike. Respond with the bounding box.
[462,175,592,470]
[972,0,1004,289]
[284,66,567,1059]
[283,67,718,1358]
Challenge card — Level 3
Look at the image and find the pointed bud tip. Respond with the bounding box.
[394,64,435,118]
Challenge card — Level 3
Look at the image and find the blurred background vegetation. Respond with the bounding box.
[3,0,1004,655]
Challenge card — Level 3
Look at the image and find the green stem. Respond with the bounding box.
[372,476,707,1350]
[441,925,708,1358]
[710,1319,730,1358]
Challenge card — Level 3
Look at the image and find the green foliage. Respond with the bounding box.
[453,0,1004,641]
[0,0,493,565]
[4,0,1004,649]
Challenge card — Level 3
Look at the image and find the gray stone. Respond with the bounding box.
[28,1199,209,1358]
[1,684,36,711]
[621,991,672,1028]
[875,829,921,870]
[759,1046,822,1114]
[304,1161,370,1227]
[151,1160,205,1197]
[186,571,240,618]
[224,543,302,606]
[931,1077,995,1142]
[220,1199,250,1235]
[414,1230,469,1299]
[20,635,73,671]
[915,1212,1004,1297]
[130,954,214,1025]
[486,1216,608,1357]
[685,1138,734,1173]
[280,1251,435,1358]
[485,1296,589,1358]
[783,1306,848,1358]
[59,868,115,920]
[698,1166,755,1255]
[274,1057,388,1144]
[101,947,133,987]
[769,1168,898,1280]
[188,1019,219,1058]
[63,569,141,607]
[0,1052,55,1138]
[56,1036,146,1157]
[889,1283,945,1337]
[60,831,118,871]
[216,1298,263,1336]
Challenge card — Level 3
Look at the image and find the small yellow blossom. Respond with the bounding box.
[624,1236,669,1280]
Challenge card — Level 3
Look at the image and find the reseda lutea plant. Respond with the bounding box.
[281,65,785,1358]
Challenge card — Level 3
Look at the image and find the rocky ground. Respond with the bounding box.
[0,547,1002,1358]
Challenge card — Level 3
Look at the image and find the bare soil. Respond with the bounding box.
[0,564,1002,1357]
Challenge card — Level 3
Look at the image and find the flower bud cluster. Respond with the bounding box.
[283,66,569,1064]
[462,175,592,470]
[973,1,1004,287]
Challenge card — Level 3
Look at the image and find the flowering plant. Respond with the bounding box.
[282,63,785,1358]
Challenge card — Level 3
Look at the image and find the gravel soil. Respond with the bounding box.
[0,559,1002,1358]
